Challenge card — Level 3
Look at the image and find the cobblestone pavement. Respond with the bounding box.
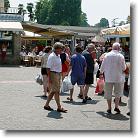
[0,66,130,130]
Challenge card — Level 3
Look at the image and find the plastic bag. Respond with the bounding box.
[94,62,99,74]
[35,74,43,85]
[61,76,73,92]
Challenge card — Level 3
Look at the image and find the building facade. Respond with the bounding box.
[0,2,23,65]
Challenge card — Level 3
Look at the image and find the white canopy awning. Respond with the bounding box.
[0,22,23,32]
[101,24,130,36]
[23,31,41,37]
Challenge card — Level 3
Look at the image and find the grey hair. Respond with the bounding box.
[53,42,64,50]
[86,43,95,49]
[112,42,120,50]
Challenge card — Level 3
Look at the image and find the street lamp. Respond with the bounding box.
[112,18,119,27]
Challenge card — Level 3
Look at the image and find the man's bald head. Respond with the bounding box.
[112,42,120,51]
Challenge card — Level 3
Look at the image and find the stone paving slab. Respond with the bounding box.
[0,66,130,130]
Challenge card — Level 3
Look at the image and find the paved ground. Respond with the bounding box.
[0,66,130,130]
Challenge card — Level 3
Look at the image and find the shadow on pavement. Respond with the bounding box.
[60,92,69,96]
[46,110,63,119]
[62,99,100,105]
[35,95,48,100]
[119,102,127,106]
[0,65,24,68]
[96,111,130,121]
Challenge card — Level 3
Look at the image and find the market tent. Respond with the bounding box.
[22,22,74,37]
[91,35,105,43]
[101,24,130,36]
[21,36,49,40]
[36,28,75,37]
[21,31,51,40]
[0,22,23,32]
[23,31,41,37]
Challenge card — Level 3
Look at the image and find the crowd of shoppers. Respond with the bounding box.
[39,41,130,115]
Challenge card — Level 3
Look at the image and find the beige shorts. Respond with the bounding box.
[104,82,124,100]
[50,72,61,92]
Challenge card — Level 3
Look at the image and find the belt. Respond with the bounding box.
[50,71,61,74]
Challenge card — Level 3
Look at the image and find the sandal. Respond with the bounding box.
[114,107,121,114]
[57,107,68,113]
[67,97,73,101]
[44,106,53,111]
[78,94,83,99]
[85,96,92,100]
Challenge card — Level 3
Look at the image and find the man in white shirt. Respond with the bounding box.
[100,42,126,114]
[44,42,67,113]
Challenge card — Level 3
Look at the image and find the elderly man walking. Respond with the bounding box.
[44,42,67,113]
[100,42,126,114]
[81,43,95,103]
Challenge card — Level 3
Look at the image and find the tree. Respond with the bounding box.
[80,12,90,27]
[4,0,10,12]
[94,18,109,28]
[35,0,51,24]
[94,23,100,27]
[64,0,82,26]
[47,0,68,25]
[99,18,109,27]
[18,4,24,15]
[35,0,86,26]
[26,3,34,21]
[119,21,125,26]
[18,4,27,21]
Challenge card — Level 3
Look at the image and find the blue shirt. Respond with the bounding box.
[71,53,87,77]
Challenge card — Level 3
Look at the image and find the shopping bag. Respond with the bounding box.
[35,74,43,85]
[94,62,99,74]
[61,76,73,92]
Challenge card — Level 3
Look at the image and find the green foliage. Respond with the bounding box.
[35,0,51,24]
[99,18,109,27]
[26,3,34,21]
[80,12,89,27]
[119,21,125,26]
[36,40,46,46]
[18,4,24,15]
[4,0,10,12]
[94,18,109,27]
[35,0,89,26]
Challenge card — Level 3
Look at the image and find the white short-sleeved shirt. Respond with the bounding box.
[100,50,126,83]
[47,52,62,73]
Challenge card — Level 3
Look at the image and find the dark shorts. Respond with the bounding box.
[85,73,94,84]
[96,69,100,79]
[71,75,85,86]
[41,68,47,75]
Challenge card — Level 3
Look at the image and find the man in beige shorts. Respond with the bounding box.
[100,42,126,114]
[44,42,67,113]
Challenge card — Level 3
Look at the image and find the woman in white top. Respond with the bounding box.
[41,46,52,97]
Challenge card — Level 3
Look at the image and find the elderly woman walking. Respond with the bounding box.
[41,46,52,97]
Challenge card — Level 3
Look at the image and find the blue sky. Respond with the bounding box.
[9,0,130,26]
